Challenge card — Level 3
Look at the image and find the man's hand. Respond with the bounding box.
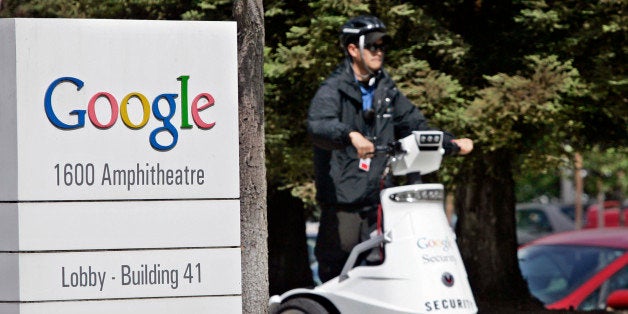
[452,138,474,155]
[349,131,375,159]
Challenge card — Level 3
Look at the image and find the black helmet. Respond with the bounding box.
[339,15,389,50]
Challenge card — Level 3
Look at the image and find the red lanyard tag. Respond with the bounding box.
[359,158,371,171]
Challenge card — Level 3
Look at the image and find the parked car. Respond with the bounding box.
[516,203,575,245]
[518,227,628,311]
[584,200,628,228]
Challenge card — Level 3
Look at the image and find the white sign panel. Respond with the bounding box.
[0,18,239,201]
[0,200,240,251]
[0,248,241,301]
[0,18,242,313]
[0,297,242,314]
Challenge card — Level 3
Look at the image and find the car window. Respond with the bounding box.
[516,209,552,232]
[560,205,575,221]
[578,265,628,311]
[518,245,625,305]
[579,288,600,311]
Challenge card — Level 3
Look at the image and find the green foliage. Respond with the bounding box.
[263,0,361,192]
[515,171,561,202]
[508,0,627,200]
[513,0,627,147]
[180,0,232,21]
[0,0,198,19]
[262,0,626,205]
[583,146,628,199]
[2,0,624,205]
[515,146,628,203]
[263,1,472,197]
[467,55,586,154]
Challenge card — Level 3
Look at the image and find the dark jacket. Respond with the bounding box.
[308,60,456,207]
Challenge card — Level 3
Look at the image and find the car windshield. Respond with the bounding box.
[518,244,625,305]
[516,209,551,232]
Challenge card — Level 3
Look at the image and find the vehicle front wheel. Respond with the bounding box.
[273,297,329,314]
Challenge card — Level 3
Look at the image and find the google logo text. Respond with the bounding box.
[44,75,215,151]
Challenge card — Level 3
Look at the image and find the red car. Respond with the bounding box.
[584,200,628,228]
[518,227,628,311]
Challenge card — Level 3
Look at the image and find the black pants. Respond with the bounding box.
[314,204,379,283]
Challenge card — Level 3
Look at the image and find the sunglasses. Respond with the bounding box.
[364,43,386,53]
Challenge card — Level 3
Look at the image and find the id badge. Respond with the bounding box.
[359,158,371,171]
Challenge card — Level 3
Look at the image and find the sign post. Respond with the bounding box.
[0,18,241,313]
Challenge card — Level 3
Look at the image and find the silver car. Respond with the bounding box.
[516,203,575,245]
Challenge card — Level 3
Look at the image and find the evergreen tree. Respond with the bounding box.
[2,0,625,310]
[263,0,626,310]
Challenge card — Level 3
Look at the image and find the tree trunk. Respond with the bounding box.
[575,152,584,229]
[454,148,542,310]
[596,179,605,228]
[267,187,314,296]
[234,1,268,313]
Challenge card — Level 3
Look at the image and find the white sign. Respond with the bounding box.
[0,18,239,201]
[0,200,240,251]
[0,18,241,313]
[0,249,241,301]
[0,297,243,314]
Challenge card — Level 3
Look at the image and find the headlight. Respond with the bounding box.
[389,189,444,202]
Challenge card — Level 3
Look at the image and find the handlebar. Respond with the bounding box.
[373,136,460,157]
[450,141,461,155]
[381,131,448,177]
[374,141,405,156]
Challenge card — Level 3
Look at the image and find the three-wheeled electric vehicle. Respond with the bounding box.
[269,130,477,314]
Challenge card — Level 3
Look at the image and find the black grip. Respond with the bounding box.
[450,141,461,155]
[375,141,405,155]
[441,139,460,156]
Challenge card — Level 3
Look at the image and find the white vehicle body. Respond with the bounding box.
[269,131,478,314]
